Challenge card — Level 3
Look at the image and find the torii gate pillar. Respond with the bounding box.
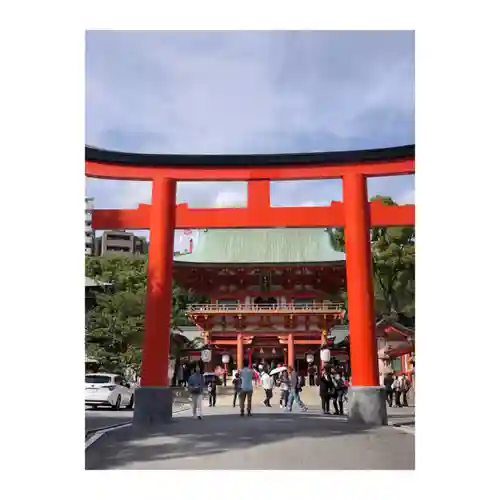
[343,173,388,425]
[133,177,177,426]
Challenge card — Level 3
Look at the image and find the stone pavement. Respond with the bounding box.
[85,389,414,470]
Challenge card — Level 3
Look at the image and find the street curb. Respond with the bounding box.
[84,404,191,449]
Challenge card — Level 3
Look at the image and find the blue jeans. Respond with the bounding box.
[287,390,305,410]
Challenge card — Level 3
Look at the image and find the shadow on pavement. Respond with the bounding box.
[85,409,412,470]
[85,403,191,435]
[85,408,134,435]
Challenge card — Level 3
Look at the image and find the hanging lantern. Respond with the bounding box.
[320,348,331,363]
[201,349,212,363]
[306,353,314,364]
[272,348,276,354]
[260,348,264,354]
[221,354,230,364]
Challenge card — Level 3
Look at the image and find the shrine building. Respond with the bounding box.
[174,228,347,372]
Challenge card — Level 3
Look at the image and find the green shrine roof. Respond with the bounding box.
[174,228,345,265]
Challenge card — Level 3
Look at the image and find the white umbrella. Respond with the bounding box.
[270,366,287,376]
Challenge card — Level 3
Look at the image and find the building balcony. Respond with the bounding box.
[186,302,345,315]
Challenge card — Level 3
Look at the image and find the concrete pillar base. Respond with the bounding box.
[348,386,388,426]
[132,387,173,427]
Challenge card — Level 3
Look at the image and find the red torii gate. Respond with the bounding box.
[86,145,415,426]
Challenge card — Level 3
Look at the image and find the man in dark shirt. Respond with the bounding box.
[383,372,394,407]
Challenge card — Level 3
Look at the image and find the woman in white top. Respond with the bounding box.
[260,368,274,407]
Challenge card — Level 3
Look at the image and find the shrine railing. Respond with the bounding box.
[186,303,345,314]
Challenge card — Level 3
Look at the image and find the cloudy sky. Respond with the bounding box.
[86,30,414,230]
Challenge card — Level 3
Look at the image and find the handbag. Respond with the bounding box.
[191,386,201,395]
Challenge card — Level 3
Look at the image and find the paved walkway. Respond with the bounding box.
[85,389,414,470]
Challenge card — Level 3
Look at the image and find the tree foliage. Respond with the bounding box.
[327,195,415,321]
[85,254,203,374]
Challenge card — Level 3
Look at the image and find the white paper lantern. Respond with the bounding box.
[222,354,230,364]
[306,353,314,364]
[201,349,212,363]
[320,348,331,363]
[272,348,276,354]
[260,348,264,354]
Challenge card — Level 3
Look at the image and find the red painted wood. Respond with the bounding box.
[86,158,415,181]
[343,173,378,387]
[91,201,414,230]
[140,178,176,386]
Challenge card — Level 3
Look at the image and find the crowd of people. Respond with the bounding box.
[382,372,412,407]
[185,360,355,419]
[181,359,412,420]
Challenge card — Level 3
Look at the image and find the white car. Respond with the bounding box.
[85,373,134,410]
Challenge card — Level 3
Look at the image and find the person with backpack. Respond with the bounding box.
[187,364,204,420]
[239,360,255,417]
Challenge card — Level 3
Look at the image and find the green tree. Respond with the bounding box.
[85,254,204,374]
[327,195,415,321]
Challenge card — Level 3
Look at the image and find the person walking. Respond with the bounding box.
[278,369,291,408]
[182,364,190,388]
[307,363,316,387]
[261,367,274,407]
[285,366,308,412]
[341,374,349,404]
[383,372,394,407]
[232,371,242,407]
[400,373,411,406]
[393,374,402,407]
[187,365,204,420]
[319,365,334,414]
[239,360,254,416]
[207,376,217,407]
[332,373,346,415]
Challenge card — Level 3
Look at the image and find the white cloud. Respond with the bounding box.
[214,190,247,208]
[397,187,415,204]
[86,31,415,209]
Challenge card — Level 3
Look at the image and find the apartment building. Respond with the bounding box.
[95,230,147,256]
[85,197,95,256]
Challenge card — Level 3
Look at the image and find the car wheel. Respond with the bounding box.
[126,395,134,410]
[113,395,122,411]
